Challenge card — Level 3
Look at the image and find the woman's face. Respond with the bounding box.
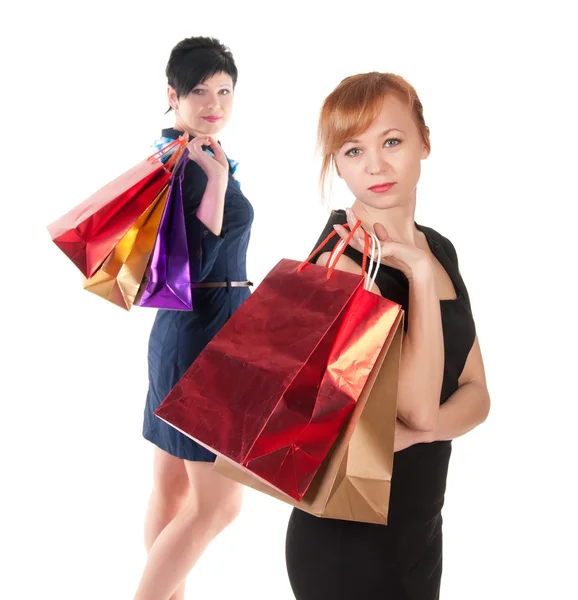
[169,71,234,138]
[334,94,429,210]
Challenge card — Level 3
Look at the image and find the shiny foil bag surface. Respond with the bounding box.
[47,138,186,278]
[155,257,401,500]
[82,185,170,310]
[135,150,191,310]
[215,315,403,524]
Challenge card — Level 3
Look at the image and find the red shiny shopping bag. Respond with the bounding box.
[154,224,402,500]
[47,137,187,278]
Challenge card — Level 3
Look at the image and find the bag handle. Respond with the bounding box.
[298,219,382,290]
[298,220,361,273]
[328,229,382,291]
[164,138,189,172]
[146,135,188,165]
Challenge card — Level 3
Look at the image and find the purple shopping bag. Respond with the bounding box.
[135,151,192,310]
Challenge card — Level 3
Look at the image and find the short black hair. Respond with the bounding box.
[166,36,238,105]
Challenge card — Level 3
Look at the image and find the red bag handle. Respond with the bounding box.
[164,141,189,173]
[146,135,188,166]
[298,219,370,280]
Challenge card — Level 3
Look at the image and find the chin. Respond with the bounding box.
[359,193,405,211]
[196,121,224,137]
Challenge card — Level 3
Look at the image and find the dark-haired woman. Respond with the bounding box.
[134,37,253,600]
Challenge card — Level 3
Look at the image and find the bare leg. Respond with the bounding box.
[142,447,190,600]
[134,460,242,600]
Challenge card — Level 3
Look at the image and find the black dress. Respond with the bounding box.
[143,128,254,461]
[285,210,476,600]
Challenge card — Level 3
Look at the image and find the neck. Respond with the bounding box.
[173,118,220,142]
[352,192,419,245]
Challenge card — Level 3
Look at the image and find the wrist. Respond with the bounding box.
[206,172,228,189]
[406,256,434,283]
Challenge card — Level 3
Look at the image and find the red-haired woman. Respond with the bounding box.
[285,73,491,599]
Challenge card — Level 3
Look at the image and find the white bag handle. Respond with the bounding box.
[365,231,382,291]
[327,230,381,291]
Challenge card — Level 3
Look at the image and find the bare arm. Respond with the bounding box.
[394,335,490,450]
[431,336,490,440]
[317,251,444,431]
[196,176,228,236]
[186,136,229,236]
[399,262,444,431]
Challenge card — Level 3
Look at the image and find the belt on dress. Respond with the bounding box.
[190,280,253,289]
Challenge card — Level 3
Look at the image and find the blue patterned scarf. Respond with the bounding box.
[151,135,240,186]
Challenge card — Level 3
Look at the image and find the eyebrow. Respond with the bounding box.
[344,128,405,144]
[194,83,232,88]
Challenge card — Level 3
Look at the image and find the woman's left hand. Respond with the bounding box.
[394,419,433,452]
[186,136,229,183]
[333,207,432,281]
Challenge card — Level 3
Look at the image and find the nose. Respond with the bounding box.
[207,92,221,111]
[365,150,388,175]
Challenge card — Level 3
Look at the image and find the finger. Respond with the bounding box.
[187,139,204,155]
[187,144,204,160]
[188,137,215,157]
[186,145,210,167]
[333,224,351,242]
[345,208,365,245]
[373,222,389,242]
[333,224,363,252]
[208,142,229,166]
[345,207,358,229]
[200,136,220,153]
[190,136,214,149]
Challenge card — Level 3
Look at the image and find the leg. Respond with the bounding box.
[143,447,189,600]
[134,460,242,600]
[144,447,190,551]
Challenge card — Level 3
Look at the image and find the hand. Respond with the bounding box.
[186,136,229,183]
[333,207,432,281]
[394,419,432,452]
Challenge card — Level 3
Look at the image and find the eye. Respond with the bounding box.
[220,89,231,95]
[192,88,205,95]
[345,147,361,157]
[384,138,401,148]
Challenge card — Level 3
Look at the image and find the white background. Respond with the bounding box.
[1,1,577,598]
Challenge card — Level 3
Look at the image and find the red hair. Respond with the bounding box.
[319,72,430,195]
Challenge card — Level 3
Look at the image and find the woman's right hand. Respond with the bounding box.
[186,136,229,183]
[333,207,433,282]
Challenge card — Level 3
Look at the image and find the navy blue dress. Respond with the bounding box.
[143,128,254,461]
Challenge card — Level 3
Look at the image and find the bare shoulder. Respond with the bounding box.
[316,252,381,296]
[316,252,361,274]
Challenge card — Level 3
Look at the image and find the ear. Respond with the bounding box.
[167,85,178,111]
[421,128,431,160]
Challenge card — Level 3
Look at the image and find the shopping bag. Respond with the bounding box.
[47,136,187,278]
[154,224,402,500]
[134,149,192,310]
[214,316,402,525]
[81,184,170,310]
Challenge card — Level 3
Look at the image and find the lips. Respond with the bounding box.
[368,182,395,193]
[202,116,221,123]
